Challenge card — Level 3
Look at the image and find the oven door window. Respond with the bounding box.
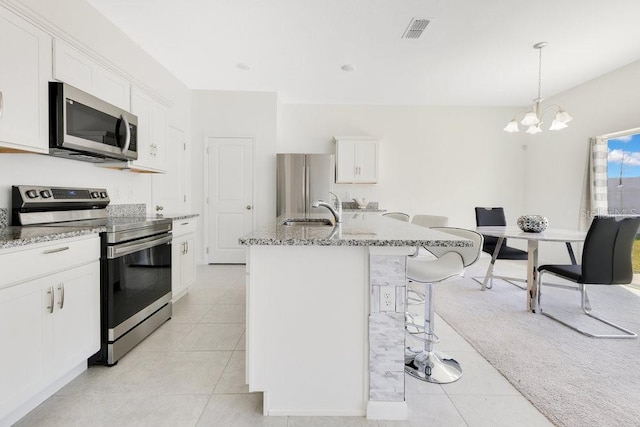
[106,241,171,329]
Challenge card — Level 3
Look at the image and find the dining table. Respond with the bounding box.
[475,226,588,312]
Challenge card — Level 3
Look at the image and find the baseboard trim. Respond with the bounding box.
[366,400,408,420]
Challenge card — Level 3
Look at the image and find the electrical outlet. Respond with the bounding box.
[380,286,396,312]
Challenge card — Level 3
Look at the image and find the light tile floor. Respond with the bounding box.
[15,264,553,427]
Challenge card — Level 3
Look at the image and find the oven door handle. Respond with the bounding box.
[107,234,172,259]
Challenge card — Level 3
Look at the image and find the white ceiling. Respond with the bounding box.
[87,0,640,106]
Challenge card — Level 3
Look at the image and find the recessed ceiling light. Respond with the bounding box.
[341,64,355,72]
[236,62,251,71]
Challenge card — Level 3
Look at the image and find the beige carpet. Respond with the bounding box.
[435,265,640,427]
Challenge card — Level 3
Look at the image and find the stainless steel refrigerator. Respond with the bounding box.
[276,153,335,216]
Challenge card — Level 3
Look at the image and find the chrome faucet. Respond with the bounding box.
[312,192,342,223]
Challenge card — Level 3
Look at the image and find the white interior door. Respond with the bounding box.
[206,137,254,264]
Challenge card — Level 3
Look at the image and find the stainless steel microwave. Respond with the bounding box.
[49,82,138,163]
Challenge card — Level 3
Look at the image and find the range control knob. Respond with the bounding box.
[26,189,39,199]
[91,191,100,198]
[40,190,52,199]
[100,191,108,198]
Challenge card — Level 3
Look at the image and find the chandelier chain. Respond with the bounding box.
[537,45,543,100]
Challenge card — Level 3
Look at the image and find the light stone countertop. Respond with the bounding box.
[239,213,472,247]
[0,226,105,250]
[342,209,387,213]
[156,213,200,221]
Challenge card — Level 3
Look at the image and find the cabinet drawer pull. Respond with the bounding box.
[43,246,69,254]
[58,283,65,309]
[47,287,54,313]
[181,222,189,226]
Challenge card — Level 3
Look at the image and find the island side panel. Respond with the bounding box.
[368,254,406,402]
[246,245,369,416]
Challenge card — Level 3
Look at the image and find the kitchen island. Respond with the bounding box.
[239,213,471,420]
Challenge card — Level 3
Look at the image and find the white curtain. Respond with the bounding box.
[579,137,608,230]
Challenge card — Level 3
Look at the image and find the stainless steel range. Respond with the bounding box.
[12,185,172,366]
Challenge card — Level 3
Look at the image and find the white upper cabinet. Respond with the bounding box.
[130,86,168,172]
[152,126,189,213]
[0,6,51,154]
[334,136,379,184]
[53,39,130,111]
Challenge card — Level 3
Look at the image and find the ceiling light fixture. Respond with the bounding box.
[504,42,573,134]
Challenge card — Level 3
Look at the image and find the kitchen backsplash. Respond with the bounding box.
[0,208,7,228]
[107,204,146,217]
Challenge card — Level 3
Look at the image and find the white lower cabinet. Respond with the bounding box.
[48,263,100,377]
[0,236,100,425]
[0,277,46,423]
[172,218,196,302]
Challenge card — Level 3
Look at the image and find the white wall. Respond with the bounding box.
[0,0,191,213]
[191,90,278,263]
[524,59,640,262]
[279,104,526,229]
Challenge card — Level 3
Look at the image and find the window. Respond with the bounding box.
[607,131,640,214]
[604,129,640,286]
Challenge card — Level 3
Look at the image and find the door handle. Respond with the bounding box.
[120,114,131,154]
[246,205,252,210]
[58,283,65,309]
[47,287,54,314]
[43,246,69,254]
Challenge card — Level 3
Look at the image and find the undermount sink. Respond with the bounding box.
[282,218,333,227]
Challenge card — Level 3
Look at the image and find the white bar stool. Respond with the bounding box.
[405,227,483,383]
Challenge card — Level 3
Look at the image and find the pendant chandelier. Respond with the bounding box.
[504,42,573,134]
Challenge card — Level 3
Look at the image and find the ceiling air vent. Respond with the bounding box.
[402,18,430,39]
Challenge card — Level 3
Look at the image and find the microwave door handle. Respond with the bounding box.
[120,114,131,154]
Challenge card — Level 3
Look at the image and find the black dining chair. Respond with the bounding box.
[474,207,528,289]
[537,216,640,338]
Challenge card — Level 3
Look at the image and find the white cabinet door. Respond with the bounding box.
[50,262,100,377]
[131,86,153,167]
[53,39,130,111]
[172,219,196,302]
[130,86,167,172]
[336,140,357,183]
[0,279,46,419]
[355,141,379,183]
[182,234,196,288]
[97,68,130,111]
[152,126,188,214]
[53,39,95,95]
[0,7,51,154]
[335,138,379,183]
